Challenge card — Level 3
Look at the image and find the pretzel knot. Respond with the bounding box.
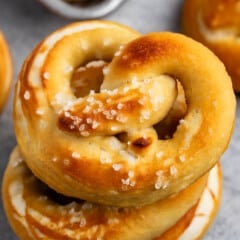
[14,21,235,206]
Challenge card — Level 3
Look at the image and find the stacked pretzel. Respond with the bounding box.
[2,21,236,239]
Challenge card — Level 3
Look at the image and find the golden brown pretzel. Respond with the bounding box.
[0,31,12,113]
[2,147,221,240]
[14,21,235,206]
[182,0,240,92]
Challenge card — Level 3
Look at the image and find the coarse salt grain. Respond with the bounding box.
[162,182,169,189]
[111,89,118,95]
[12,157,23,167]
[86,96,95,104]
[111,126,118,131]
[128,170,134,178]
[112,163,122,171]
[138,98,145,105]
[43,72,50,80]
[114,50,121,57]
[179,119,186,125]
[72,152,80,159]
[79,124,85,131]
[64,111,71,117]
[179,155,186,163]
[156,151,163,159]
[36,108,44,115]
[76,66,86,72]
[83,105,91,113]
[68,207,76,215]
[24,91,31,100]
[79,218,86,227]
[170,166,177,176]
[92,121,100,129]
[86,118,93,124]
[117,103,124,110]
[86,60,105,68]
[103,66,109,75]
[119,45,125,50]
[110,110,117,116]
[154,181,162,190]
[89,90,95,96]
[121,178,130,185]
[141,110,150,120]
[70,216,81,224]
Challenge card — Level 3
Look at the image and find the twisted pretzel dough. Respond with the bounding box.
[0,32,12,113]
[182,0,240,92]
[14,21,235,206]
[2,147,221,240]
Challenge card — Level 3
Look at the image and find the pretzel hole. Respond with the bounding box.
[154,81,187,140]
[37,178,83,205]
[132,137,152,148]
[70,60,108,98]
[115,132,152,149]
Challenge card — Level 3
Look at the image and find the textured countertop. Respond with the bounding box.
[0,0,239,239]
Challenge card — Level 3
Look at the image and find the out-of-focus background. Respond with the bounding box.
[0,0,239,239]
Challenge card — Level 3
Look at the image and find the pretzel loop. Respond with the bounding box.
[58,75,177,136]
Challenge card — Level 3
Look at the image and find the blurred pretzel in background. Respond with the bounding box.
[0,32,12,113]
[182,0,240,92]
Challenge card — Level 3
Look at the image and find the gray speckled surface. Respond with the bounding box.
[0,0,239,239]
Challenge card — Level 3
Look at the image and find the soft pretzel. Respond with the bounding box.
[182,0,240,92]
[0,31,12,113]
[14,20,235,206]
[2,147,221,240]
